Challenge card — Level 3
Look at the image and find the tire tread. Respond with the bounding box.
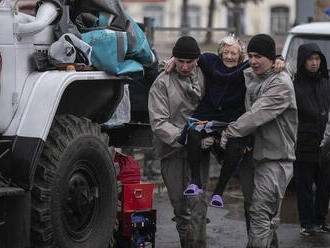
[31,115,116,247]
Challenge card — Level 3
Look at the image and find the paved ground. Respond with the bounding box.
[153,187,330,248]
[125,149,330,247]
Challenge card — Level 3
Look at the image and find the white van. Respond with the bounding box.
[281,22,330,76]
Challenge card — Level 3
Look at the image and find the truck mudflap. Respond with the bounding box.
[0,184,30,248]
[0,135,44,190]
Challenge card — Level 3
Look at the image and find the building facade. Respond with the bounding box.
[122,0,296,36]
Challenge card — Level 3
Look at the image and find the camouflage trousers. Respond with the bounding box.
[161,150,210,248]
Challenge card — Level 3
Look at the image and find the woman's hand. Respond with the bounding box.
[165,57,175,73]
[220,131,228,150]
[273,58,285,73]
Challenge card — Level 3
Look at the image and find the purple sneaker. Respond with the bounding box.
[209,195,224,208]
[183,184,203,196]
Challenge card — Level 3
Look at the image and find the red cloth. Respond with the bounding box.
[114,152,141,184]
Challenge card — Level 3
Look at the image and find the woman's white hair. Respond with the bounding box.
[217,34,246,63]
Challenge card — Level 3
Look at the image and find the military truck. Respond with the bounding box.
[0,0,140,247]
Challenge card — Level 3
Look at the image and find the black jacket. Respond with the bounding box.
[129,61,159,122]
[193,53,248,122]
[294,43,330,162]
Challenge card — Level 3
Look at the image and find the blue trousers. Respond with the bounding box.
[294,161,330,228]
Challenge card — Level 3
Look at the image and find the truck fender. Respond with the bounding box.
[4,70,126,189]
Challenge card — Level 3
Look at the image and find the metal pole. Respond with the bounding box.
[181,0,189,35]
[144,17,155,47]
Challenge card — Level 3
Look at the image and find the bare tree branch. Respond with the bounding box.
[205,0,216,44]
[181,0,189,35]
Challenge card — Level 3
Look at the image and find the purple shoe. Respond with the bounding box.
[209,195,224,208]
[183,184,203,196]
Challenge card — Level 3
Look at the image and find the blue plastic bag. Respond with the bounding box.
[81,13,155,78]
[82,29,144,78]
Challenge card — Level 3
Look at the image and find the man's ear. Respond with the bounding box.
[238,54,245,64]
[194,58,199,66]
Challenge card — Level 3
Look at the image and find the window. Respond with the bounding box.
[144,5,164,27]
[180,5,201,36]
[271,6,289,35]
[187,5,201,28]
[227,7,245,35]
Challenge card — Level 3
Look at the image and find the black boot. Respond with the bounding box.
[180,238,186,248]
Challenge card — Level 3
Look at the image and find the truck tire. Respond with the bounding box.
[31,115,117,248]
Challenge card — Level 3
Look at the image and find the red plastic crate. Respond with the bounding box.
[120,183,154,212]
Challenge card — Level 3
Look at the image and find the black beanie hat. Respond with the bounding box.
[172,36,201,59]
[247,34,276,61]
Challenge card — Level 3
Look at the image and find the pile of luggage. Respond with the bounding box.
[36,0,155,79]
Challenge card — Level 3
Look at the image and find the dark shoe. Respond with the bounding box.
[315,224,330,233]
[180,238,186,248]
[300,227,316,236]
[183,184,203,196]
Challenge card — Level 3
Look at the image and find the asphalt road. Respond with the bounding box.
[130,150,330,247]
[152,188,330,248]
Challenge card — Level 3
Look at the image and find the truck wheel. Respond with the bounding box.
[31,115,117,248]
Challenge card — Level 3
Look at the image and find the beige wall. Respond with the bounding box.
[124,0,295,36]
[123,0,223,28]
[123,0,226,44]
[245,0,295,35]
[10,0,297,36]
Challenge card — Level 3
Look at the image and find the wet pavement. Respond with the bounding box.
[153,183,330,248]
[124,149,330,247]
